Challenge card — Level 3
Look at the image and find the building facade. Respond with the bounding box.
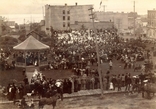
[45,3,92,35]
[70,21,114,30]
[147,9,156,38]
[95,12,129,33]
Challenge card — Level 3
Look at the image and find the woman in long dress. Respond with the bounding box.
[109,82,114,90]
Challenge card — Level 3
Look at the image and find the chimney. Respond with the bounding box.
[75,2,77,6]
[65,3,67,6]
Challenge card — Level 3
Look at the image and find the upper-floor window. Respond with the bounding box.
[68,16,70,20]
[67,11,70,14]
[63,10,65,14]
[68,22,70,27]
[63,22,65,27]
[63,16,65,20]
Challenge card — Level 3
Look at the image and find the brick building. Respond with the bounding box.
[45,3,92,35]
[70,21,114,30]
[95,12,129,33]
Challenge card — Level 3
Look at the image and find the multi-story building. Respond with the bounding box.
[45,3,92,35]
[147,9,156,38]
[95,12,129,33]
[95,12,139,35]
[70,21,114,30]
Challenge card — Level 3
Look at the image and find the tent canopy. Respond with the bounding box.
[13,35,50,50]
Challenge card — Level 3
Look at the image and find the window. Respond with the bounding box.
[68,16,70,20]
[67,11,70,14]
[63,16,65,20]
[63,10,65,14]
[63,22,65,27]
[68,22,70,27]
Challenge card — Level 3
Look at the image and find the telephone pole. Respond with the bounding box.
[88,7,104,96]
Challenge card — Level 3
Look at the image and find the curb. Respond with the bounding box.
[0,91,128,104]
[64,91,128,99]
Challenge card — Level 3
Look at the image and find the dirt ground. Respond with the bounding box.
[0,93,156,109]
[55,93,156,109]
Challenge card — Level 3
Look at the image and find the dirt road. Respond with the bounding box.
[1,93,155,109]
[54,93,156,109]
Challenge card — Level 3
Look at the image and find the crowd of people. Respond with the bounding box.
[1,28,156,101]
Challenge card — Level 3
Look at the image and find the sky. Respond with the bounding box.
[0,0,156,24]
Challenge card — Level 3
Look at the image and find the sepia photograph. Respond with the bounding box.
[0,0,156,109]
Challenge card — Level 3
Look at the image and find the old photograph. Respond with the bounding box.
[0,0,156,109]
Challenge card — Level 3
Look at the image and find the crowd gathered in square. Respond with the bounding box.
[0,29,156,101]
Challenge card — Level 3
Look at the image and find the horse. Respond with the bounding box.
[29,80,44,99]
[38,93,60,109]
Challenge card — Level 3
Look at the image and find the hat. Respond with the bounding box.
[143,80,148,82]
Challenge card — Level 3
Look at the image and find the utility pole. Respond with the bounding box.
[133,1,136,37]
[88,7,104,96]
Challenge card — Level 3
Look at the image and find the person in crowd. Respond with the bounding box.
[103,76,107,90]
[125,74,132,92]
[22,68,26,75]
[86,77,90,90]
[117,74,122,91]
[121,74,125,87]
[139,72,145,85]
[18,83,24,99]
[74,77,78,92]
[109,82,113,90]
[67,79,72,94]
[90,75,95,89]
[81,74,87,90]
[109,59,113,70]
[7,83,17,101]
[77,77,81,91]
[23,76,29,85]
[111,75,117,90]
[105,71,110,90]
[95,75,100,89]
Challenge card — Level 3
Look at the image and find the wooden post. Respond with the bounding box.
[88,7,104,96]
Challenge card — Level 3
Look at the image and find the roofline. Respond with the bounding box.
[46,4,93,7]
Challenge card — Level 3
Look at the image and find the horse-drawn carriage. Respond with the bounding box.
[129,73,156,99]
[141,73,156,99]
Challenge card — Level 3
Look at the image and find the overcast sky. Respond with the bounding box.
[0,0,155,24]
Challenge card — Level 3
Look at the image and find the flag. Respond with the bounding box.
[99,1,102,9]
[100,1,102,6]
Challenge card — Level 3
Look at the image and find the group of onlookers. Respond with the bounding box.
[1,28,156,101]
[0,28,154,72]
[4,70,156,101]
[6,83,25,101]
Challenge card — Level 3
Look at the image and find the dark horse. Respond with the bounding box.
[29,81,44,98]
[38,93,60,109]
